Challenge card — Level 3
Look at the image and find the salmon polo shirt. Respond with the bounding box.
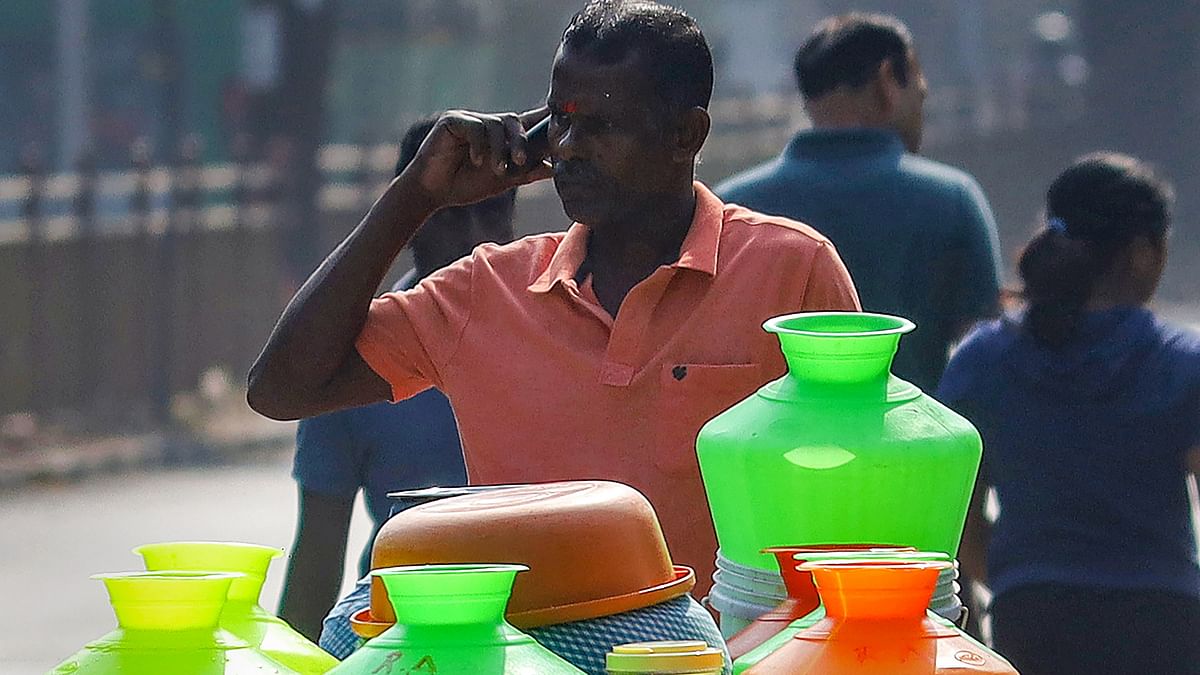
[356,182,860,596]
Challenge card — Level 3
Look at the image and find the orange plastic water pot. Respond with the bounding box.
[746,560,1018,674]
[724,545,913,660]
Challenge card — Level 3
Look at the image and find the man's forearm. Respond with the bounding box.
[247,177,437,415]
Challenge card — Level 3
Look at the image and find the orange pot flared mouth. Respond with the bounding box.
[349,607,391,639]
[800,559,952,620]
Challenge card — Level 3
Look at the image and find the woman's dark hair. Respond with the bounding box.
[1019,152,1173,347]
[793,13,912,101]
[561,0,713,116]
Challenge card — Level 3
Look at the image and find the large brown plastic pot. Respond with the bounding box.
[367,480,695,629]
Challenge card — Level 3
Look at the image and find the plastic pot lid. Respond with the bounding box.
[607,640,724,673]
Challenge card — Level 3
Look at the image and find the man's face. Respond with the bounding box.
[892,51,927,153]
[546,45,680,227]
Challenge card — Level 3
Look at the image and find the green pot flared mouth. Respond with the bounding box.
[134,541,282,603]
[92,571,241,631]
[762,312,915,388]
[763,312,915,338]
[373,563,530,576]
[373,564,529,626]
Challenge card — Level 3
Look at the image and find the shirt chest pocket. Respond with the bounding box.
[653,362,767,475]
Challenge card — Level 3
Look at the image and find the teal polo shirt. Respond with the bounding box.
[716,128,1001,392]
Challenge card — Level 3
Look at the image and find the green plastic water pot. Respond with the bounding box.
[135,541,337,674]
[49,571,296,674]
[696,313,982,572]
[331,564,585,674]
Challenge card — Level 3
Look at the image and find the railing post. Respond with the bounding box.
[130,137,175,425]
[21,143,47,417]
[265,135,302,291]
[230,133,254,372]
[177,134,204,393]
[127,139,154,423]
[149,136,197,424]
[74,148,101,417]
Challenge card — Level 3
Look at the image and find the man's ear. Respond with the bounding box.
[1127,234,1167,276]
[873,59,900,116]
[673,106,711,162]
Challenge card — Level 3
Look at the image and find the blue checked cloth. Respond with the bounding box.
[319,576,373,659]
[320,576,731,674]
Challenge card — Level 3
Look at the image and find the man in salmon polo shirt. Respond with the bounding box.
[248,0,859,599]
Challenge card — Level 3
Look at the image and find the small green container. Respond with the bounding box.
[50,571,296,674]
[696,312,982,572]
[331,564,585,674]
[136,541,338,674]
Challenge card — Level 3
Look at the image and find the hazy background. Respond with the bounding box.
[2,1,1198,672]
[3,0,1199,432]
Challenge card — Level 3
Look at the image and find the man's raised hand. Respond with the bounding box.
[402,107,553,209]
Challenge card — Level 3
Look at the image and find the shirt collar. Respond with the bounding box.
[528,181,724,293]
[784,127,905,160]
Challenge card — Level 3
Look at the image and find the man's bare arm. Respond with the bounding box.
[246,179,435,420]
[246,109,552,421]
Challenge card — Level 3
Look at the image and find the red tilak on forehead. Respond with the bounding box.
[562,100,578,113]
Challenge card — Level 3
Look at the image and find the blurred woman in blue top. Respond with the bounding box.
[937,153,1200,675]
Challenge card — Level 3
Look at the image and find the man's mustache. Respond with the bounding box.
[553,160,603,183]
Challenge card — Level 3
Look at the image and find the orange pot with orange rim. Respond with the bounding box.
[746,560,1017,674]
[724,545,914,660]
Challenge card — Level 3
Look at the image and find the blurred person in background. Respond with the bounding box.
[716,13,1001,394]
[716,15,1000,632]
[248,0,859,613]
[277,115,516,641]
[937,153,1200,675]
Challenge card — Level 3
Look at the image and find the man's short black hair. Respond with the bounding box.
[561,0,713,115]
[793,13,913,101]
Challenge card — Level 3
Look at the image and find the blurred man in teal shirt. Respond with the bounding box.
[717,13,1000,393]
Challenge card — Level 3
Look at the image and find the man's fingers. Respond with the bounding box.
[518,106,551,130]
[510,107,551,176]
[509,158,554,187]
[441,112,488,167]
[483,117,509,176]
[425,109,553,204]
[500,114,526,167]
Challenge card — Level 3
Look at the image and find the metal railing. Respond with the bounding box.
[0,90,1077,429]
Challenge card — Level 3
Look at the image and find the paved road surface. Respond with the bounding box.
[0,452,373,675]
